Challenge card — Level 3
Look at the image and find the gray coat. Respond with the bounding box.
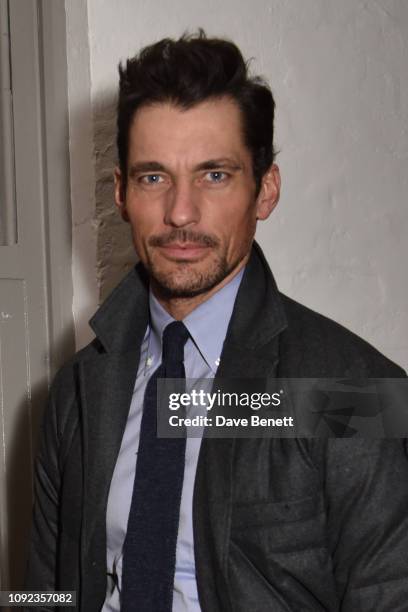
[26,243,408,611]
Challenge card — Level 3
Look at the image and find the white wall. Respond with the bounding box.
[65,0,98,347]
[66,0,408,369]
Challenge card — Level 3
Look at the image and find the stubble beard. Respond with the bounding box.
[137,228,252,299]
[145,249,232,298]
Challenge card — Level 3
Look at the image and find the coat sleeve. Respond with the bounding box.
[323,438,408,611]
[25,368,73,611]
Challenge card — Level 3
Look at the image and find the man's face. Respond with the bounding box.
[115,96,280,298]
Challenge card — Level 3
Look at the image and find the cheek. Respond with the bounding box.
[217,216,256,260]
[221,202,257,236]
[232,210,257,248]
[126,202,156,237]
[126,214,153,259]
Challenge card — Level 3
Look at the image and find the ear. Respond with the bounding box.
[255,163,281,221]
[114,167,129,222]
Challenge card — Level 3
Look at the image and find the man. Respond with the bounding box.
[27,32,408,611]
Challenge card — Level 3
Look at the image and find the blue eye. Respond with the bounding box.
[206,171,227,183]
[141,174,163,184]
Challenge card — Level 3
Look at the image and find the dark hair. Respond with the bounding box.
[117,30,276,193]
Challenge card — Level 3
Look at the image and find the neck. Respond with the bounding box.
[151,255,248,320]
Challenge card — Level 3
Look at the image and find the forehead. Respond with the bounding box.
[127,97,250,164]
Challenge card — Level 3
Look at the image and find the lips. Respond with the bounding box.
[158,242,210,260]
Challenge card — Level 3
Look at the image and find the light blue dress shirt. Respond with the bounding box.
[102,268,244,611]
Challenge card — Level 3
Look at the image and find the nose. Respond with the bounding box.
[164,178,200,228]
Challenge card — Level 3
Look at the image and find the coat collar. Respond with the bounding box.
[88,264,150,354]
[215,241,287,379]
[224,241,287,349]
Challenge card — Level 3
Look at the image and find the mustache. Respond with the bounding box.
[148,229,219,248]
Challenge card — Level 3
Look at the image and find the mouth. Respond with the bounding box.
[157,242,211,261]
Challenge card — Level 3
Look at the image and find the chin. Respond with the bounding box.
[150,260,231,299]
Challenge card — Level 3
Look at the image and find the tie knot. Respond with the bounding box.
[162,321,189,365]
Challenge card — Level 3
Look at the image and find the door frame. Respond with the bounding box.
[36,0,76,375]
[0,0,74,591]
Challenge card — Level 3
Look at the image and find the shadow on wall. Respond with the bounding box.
[94,90,137,303]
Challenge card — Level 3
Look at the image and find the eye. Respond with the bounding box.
[204,171,228,183]
[140,174,164,185]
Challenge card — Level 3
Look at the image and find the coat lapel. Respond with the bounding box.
[80,352,139,568]
[78,266,149,607]
[193,243,287,611]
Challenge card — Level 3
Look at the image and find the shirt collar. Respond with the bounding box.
[148,267,245,374]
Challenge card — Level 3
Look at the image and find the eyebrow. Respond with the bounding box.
[128,161,166,178]
[128,158,242,178]
[193,158,242,172]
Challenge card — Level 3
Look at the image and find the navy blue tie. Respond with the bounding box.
[121,321,190,611]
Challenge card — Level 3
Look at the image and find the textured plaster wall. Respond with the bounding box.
[65,0,98,347]
[68,0,408,368]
